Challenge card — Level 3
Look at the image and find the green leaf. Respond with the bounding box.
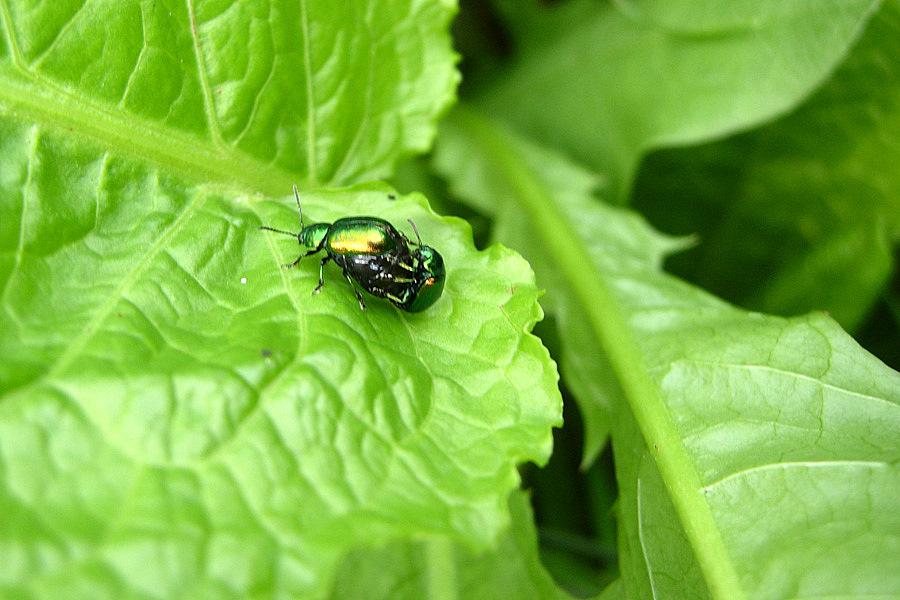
[597,579,625,600]
[482,0,879,198]
[436,109,689,464]
[0,148,561,597]
[0,0,459,189]
[633,0,900,331]
[0,2,563,598]
[330,491,581,600]
[433,105,900,600]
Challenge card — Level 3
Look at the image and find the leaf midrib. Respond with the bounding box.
[0,3,302,196]
[449,104,747,600]
[0,73,298,195]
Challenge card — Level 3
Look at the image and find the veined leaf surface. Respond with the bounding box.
[434,106,900,600]
[0,2,563,598]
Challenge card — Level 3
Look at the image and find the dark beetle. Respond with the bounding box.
[259,187,445,312]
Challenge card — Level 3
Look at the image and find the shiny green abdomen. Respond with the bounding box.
[325,218,399,256]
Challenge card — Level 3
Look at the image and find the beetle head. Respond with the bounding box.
[406,246,445,312]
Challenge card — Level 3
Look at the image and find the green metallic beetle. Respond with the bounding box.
[259,186,445,312]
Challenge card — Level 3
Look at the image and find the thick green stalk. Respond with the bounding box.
[451,105,745,600]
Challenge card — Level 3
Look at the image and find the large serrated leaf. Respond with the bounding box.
[433,105,900,599]
[0,0,458,189]
[0,2,563,598]
[0,128,561,597]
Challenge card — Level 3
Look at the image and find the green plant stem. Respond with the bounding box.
[451,105,745,600]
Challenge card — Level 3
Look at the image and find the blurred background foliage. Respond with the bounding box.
[393,0,900,594]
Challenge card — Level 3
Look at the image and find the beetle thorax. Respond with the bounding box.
[300,223,329,250]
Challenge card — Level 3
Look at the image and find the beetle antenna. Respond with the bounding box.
[258,225,299,237]
[407,219,423,247]
[293,185,304,229]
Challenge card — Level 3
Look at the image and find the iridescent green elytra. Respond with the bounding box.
[259,187,446,312]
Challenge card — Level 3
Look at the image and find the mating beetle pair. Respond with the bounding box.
[259,187,445,312]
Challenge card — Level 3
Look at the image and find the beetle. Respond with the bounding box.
[259,186,445,312]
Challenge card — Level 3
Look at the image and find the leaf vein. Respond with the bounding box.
[0,124,38,307]
[649,360,900,409]
[233,54,279,148]
[31,0,91,70]
[45,190,209,380]
[0,0,25,66]
[185,0,226,148]
[331,5,377,185]
[636,475,662,599]
[119,3,150,110]
[703,459,893,493]
[299,0,318,181]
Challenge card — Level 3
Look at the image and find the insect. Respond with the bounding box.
[259,186,445,312]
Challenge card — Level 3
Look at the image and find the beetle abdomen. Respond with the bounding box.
[327,218,400,256]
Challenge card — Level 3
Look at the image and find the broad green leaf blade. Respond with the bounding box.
[482,0,878,198]
[0,113,561,598]
[0,0,458,189]
[436,110,689,464]
[331,491,582,600]
[633,0,900,331]
[597,580,625,600]
[612,405,712,600]
[432,106,900,599]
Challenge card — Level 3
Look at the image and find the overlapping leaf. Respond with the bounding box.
[0,125,561,598]
[0,2,564,598]
[0,0,458,189]
[331,491,580,600]
[433,106,900,599]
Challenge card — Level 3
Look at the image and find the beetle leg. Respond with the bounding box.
[385,293,404,305]
[341,270,367,311]
[389,253,416,273]
[284,245,323,269]
[313,256,332,293]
